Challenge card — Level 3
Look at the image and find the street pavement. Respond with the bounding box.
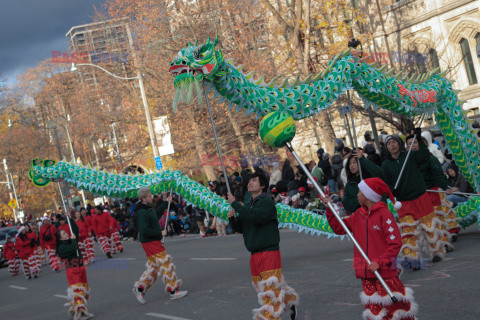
[1,225,479,320]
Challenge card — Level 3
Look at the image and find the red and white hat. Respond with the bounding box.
[17,225,25,234]
[358,177,402,210]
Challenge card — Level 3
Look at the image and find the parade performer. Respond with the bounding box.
[406,135,454,254]
[381,132,444,266]
[109,214,124,254]
[39,217,60,271]
[343,150,385,215]
[4,234,19,276]
[25,224,41,276]
[227,171,299,320]
[81,207,96,263]
[56,229,93,320]
[92,206,114,258]
[132,187,187,304]
[322,177,418,320]
[75,211,90,264]
[15,226,35,279]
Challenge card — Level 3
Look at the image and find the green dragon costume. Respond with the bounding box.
[29,37,479,235]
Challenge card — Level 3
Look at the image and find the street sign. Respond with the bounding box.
[339,105,352,115]
[8,198,17,209]
[154,156,163,170]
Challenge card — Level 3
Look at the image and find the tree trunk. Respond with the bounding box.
[226,110,248,156]
[185,107,216,180]
[316,111,336,153]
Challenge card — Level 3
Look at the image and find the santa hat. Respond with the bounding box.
[358,177,402,210]
[17,226,25,234]
[307,177,318,185]
[271,188,278,193]
[298,187,306,192]
[41,216,50,222]
[280,192,288,197]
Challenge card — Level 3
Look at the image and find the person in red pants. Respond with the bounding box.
[228,171,299,320]
[81,207,95,263]
[25,224,41,277]
[4,235,19,276]
[132,188,188,304]
[92,206,114,258]
[109,214,124,254]
[57,229,93,320]
[75,211,90,265]
[39,217,60,271]
[15,226,34,279]
[321,177,418,320]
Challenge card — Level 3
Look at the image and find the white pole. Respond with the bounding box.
[65,117,87,207]
[9,173,20,221]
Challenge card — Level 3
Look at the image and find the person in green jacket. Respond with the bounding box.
[56,229,93,320]
[406,135,455,253]
[227,171,299,320]
[382,130,443,267]
[132,187,188,305]
[342,150,385,214]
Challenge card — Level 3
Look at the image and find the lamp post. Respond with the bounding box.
[64,114,87,207]
[2,159,18,223]
[71,63,159,160]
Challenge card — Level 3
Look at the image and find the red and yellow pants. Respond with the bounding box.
[65,266,90,317]
[134,240,181,293]
[361,276,417,320]
[250,250,299,320]
[439,192,461,234]
[398,193,445,261]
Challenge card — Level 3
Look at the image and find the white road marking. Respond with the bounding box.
[342,258,353,261]
[145,312,192,320]
[189,258,237,261]
[9,285,27,290]
[54,294,69,299]
[444,257,454,261]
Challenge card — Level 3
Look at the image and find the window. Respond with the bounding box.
[429,49,440,71]
[460,38,477,85]
[476,33,480,59]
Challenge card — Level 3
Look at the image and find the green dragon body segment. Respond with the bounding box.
[29,159,338,238]
[169,38,480,226]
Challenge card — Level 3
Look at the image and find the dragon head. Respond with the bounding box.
[169,37,223,109]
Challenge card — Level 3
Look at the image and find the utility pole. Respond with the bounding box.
[3,159,17,222]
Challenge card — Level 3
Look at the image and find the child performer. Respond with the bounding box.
[132,187,188,304]
[56,229,93,320]
[4,234,19,276]
[227,171,299,320]
[321,177,418,320]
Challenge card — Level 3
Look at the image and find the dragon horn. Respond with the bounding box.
[214,35,219,47]
[205,36,211,46]
[188,41,192,47]
[195,39,198,46]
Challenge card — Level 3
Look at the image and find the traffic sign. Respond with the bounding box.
[8,198,17,209]
[154,156,163,170]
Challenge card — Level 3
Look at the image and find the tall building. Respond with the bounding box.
[366,0,480,114]
[66,19,130,86]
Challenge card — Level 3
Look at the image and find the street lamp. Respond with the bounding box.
[71,62,159,160]
[63,113,87,207]
[2,158,20,223]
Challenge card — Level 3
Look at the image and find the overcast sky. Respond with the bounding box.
[0,0,105,86]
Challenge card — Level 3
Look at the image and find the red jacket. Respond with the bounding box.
[76,219,88,240]
[326,201,402,279]
[93,212,113,235]
[27,232,39,248]
[85,215,94,234]
[58,224,73,236]
[39,224,57,249]
[4,241,17,260]
[15,234,33,259]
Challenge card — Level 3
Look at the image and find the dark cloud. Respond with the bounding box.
[0,0,106,84]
